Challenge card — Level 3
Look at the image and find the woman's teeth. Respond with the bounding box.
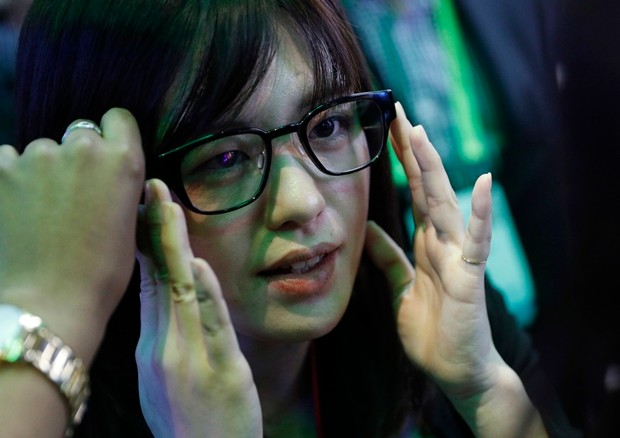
[289,255,323,274]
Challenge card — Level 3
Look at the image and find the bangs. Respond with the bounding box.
[283,0,368,105]
[157,0,369,155]
[156,0,277,154]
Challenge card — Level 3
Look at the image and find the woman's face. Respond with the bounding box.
[182,31,369,343]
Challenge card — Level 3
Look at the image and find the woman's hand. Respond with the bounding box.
[135,179,262,438]
[0,108,145,361]
[365,104,546,437]
[0,109,144,437]
[372,102,494,396]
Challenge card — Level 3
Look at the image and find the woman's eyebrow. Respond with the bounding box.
[294,91,316,115]
[214,90,318,130]
[285,91,325,122]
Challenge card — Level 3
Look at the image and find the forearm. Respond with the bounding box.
[450,365,548,438]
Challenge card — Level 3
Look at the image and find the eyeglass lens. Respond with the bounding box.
[180,98,384,213]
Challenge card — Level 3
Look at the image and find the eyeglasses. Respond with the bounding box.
[157,89,396,215]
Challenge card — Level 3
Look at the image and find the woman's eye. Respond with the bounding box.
[181,133,266,183]
[312,118,338,138]
[183,149,250,178]
[211,150,246,169]
[310,115,352,141]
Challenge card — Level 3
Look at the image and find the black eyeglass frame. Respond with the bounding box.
[157,89,396,215]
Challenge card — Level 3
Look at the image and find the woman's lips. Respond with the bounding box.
[258,249,338,298]
[260,254,324,275]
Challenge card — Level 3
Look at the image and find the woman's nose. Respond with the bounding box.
[263,155,326,230]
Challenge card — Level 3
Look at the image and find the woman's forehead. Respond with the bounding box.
[230,30,316,128]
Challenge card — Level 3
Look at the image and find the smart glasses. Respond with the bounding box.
[158,89,396,214]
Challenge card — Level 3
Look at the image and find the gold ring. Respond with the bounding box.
[61,119,103,143]
[461,254,487,265]
[171,283,196,303]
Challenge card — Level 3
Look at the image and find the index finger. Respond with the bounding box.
[389,102,426,224]
[409,124,464,240]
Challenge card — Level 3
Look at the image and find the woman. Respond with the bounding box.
[0,0,578,437]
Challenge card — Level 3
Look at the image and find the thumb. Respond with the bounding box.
[364,221,415,310]
[136,249,160,353]
[136,179,172,276]
[136,201,159,293]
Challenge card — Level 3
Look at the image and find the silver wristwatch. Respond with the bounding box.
[0,304,90,436]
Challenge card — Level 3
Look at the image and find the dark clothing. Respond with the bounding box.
[75,276,581,437]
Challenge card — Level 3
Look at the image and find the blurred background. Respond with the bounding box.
[0,0,31,144]
[554,1,620,435]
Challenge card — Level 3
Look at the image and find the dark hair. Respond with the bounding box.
[15,0,422,436]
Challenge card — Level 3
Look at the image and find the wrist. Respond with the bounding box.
[449,365,547,438]
[0,287,108,365]
[0,304,91,436]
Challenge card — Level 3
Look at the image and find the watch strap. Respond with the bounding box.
[1,309,90,437]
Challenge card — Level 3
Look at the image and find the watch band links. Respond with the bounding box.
[2,311,91,437]
[22,323,90,428]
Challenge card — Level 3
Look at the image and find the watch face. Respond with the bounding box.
[0,305,27,362]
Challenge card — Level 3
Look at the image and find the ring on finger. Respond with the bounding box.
[61,119,103,144]
[461,254,487,265]
[171,283,196,304]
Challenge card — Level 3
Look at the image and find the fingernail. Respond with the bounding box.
[394,102,412,126]
[144,179,154,204]
[190,258,200,278]
[412,125,429,145]
[162,202,174,224]
[190,259,208,302]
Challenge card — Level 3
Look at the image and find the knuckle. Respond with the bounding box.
[66,133,101,150]
[160,348,183,373]
[425,194,443,210]
[105,106,134,124]
[169,280,196,303]
[135,340,152,366]
[169,279,194,292]
[23,138,58,156]
[122,148,145,179]
[154,270,169,284]
[0,145,18,170]
[0,144,18,155]
[108,139,145,179]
